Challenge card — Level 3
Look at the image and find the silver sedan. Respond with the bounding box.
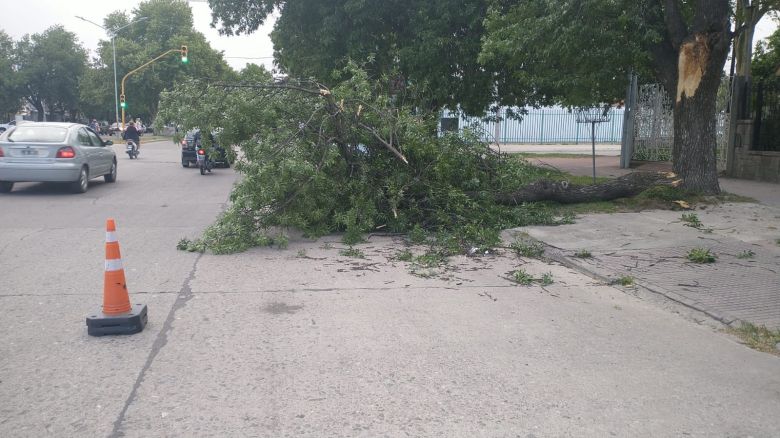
[0,122,117,193]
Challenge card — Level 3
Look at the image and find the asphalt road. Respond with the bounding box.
[1,140,779,437]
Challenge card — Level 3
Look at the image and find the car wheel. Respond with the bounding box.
[105,160,117,183]
[182,158,189,168]
[0,181,13,193]
[71,167,89,193]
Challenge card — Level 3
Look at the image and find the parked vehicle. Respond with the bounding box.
[126,140,139,159]
[180,130,201,167]
[0,122,117,193]
[181,129,229,168]
[108,123,123,136]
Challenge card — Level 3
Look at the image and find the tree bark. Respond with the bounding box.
[643,1,732,194]
[672,29,731,193]
[32,100,44,122]
[734,0,765,78]
[491,172,678,205]
[666,2,731,194]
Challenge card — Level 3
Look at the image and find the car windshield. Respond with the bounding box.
[7,126,68,143]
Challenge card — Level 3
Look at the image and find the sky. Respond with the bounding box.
[0,0,276,72]
[0,1,778,74]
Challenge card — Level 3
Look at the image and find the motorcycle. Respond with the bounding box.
[126,141,139,159]
[196,147,213,175]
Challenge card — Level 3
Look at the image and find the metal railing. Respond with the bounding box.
[441,107,625,144]
[751,81,780,152]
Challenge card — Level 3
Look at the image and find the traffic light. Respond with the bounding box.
[181,45,188,63]
[119,94,126,109]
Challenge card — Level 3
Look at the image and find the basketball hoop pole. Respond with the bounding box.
[591,121,596,183]
[575,107,611,184]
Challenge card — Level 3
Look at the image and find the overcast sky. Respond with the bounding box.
[0,0,276,71]
[1,1,778,74]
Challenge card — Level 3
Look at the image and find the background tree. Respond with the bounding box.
[79,59,116,122]
[479,2,651,108]
[753,23,780,82]
[0,31,22,121]
[726,2,780,166]
[91,0,235,123]
[733,1,780,80]
[207,0,494,113]
[14,25,87,121]
[481,0,733,194]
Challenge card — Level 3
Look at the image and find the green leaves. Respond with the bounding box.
[14,26,87,119]
[98,0,234,122]
[211,0,495,114]
[480,0,654,107]
[0,30,22,118]
[160,63,581,253]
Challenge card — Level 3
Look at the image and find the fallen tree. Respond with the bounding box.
[493,172,680,205]
[157,65,682,254]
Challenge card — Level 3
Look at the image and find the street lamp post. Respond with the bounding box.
[75,15,148,134]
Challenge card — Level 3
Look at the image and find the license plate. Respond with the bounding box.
[21,148,38,156]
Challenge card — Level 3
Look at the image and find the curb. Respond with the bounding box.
[539,243,746,328]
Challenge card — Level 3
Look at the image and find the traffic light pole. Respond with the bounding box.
[74,15,149,136]
[120,47,187,131]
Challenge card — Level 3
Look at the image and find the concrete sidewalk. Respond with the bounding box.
[493,143,621,156]
[517,155,780,329]
[524,155,780,207]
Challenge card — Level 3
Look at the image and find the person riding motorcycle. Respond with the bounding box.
[123,122,141,152]
[90,119,101,134]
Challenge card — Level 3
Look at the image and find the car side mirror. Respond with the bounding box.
[104,140,113,146]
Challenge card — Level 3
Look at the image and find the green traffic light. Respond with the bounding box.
[181,56,188,63]
[120,102,126,108]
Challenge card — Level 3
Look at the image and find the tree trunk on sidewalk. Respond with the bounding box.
[491,171,677,205]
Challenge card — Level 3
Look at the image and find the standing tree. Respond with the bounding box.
[90,0,235,123]
[726,1,780,169]
[0,31,22,120]
[753,22,780,81]
[14,26,87,121]
[733,1,780,81]
[207,0,495,113]
[78,63,116,122]
[481,0,736,194]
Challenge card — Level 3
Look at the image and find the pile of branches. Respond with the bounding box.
[157,65,673,253]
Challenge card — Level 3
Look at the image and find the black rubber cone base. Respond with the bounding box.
[86,303,148,336]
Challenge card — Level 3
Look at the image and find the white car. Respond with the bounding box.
[0,120,17,133]
[0,122,117,193]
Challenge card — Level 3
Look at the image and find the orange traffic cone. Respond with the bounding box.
[103,218,132,314]
[86,218,147,336]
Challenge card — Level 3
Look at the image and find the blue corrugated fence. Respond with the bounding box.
[442,107,625,144]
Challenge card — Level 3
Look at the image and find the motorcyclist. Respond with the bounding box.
[123,122,141,152]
